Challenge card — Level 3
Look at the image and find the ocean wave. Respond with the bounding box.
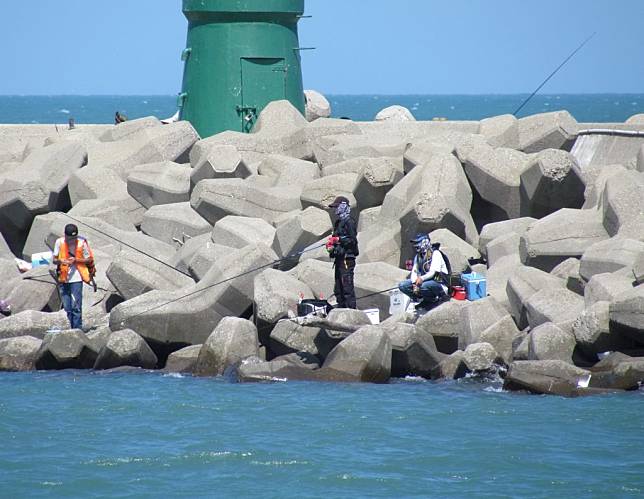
[59,109,70,114]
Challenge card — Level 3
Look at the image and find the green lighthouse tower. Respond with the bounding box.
[179,0,306,138]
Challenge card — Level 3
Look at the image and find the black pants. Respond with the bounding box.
[334,257,356,309]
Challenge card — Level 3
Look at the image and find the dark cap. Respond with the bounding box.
[410,233,430,244]
[328,196,350,208]
[64,224,78,237]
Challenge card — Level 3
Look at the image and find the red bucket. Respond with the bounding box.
[451,286,466,301]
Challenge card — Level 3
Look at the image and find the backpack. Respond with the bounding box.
[431,243,455,291]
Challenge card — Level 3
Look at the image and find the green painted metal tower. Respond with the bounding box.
[179,0,306,138]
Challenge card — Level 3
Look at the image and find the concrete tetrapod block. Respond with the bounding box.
[478,314,521,365]
[257,154,320,187]
[252,100,308,136]
[236,352,323,382]
[0,310,109,340]
[4,267,60,314]
[584,273,636,307]
[0,336,42,371]
[506,265,565,330]
[550,258,585,296]
[527,322,576,363]
[106,250,195,301]
[300,173,358,211]
[580,164,628,210]
[463,342,500,372]
[212,216,276,250]
[382,322,444,379]
[378,153,478,247]
[304,89,331,122]
[94,329,158,370]
[253,269,314,342]
[573,301,636,357]
[459,297,509,350]
[525,287,585,333]
[312,133,407,169]
[189,144,253,190]
[187,243,233,282]
[141,202,212,246]
[456,143,531,221]
[588,357,644,391]
[82,139,164,181]
[485,233,522,268]
[609,285,644,344]
[503,360,593,396]
[428,228,481,274]
[127,161,191,209]
[0,141,88,253]
[194,317,259,376]
[68,199,137,233]
[109,243,278,352]
[601,169,644,238]
[351,157,404,210]
[375,105,416,122]
[478,217,536,257]
[128,121,199,165]
[403,140,454,174]
[163,344,201,374]
[519,208,609,272]
[520,149,585,219]
[517,111,578,153]
[357,206,381,232]
[99,117,162,142]
[191,178,303,226]
[579,237,644,282]
[35,329,99,370]
[415,300,470,354]
[272,207,332,264]
[268,320,341,363]
[322,325,392,383]
[431,350,468,380]
[480,114,520,149]
[356,221,402,267]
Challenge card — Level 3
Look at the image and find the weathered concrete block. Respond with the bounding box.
[127,161,191,208]
[601,169,644,237]
[236,352,322,382]
[304,89,331,122]
[351,157,404,209]
[0,336,42,371]
[403,140,454,174]
[384,322,444,378]
[141,202,212,246]
[486,233,521,267]
[585,272,635,307]
[504,360,591,396]
[164,344,201,374]
[191,178,302,225]
[187,242,236,282]
[257,154,320,187]
[550,258,585,295]
[609,285,644,344]
[478,314,520,365]
[528,322,575,363]
[35,329,99,370]
[269,320,336,361]
[431,350,467,380]
[573,301,636,356]
[506,265,565,329]
[194,317,259,376]
[253,100,308,136]
[480,114,520,149]
[517,111,578,153]
[356,221,402,267]
[456,143,530,220]
[479,217,536,257]
[94,329,158,370]
[300,173,358,211]
[519,208,609,272]
[415,300,469,354]
[68,199,137,233]
[463,342,500,372]
[520,149,585,218]
[525,287,585,332]
[212,216,276,250]
[189,144,253,189]
[322,325,392,382]
[459,296,509,349]
[3,268,59,314]
[272,207,332,264]
[109,243,277,350]
[579,237,644,282]
[357,206,381,232]
[99,116,162,142]
[129,120,199,164]
[375,105,416,122]
[581,164,627,209]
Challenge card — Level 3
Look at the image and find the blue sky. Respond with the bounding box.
[1,0,643,95]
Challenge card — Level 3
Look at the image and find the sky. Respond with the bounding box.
[1,0,643,95]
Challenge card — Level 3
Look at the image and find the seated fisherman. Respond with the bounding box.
[398,234,449,309]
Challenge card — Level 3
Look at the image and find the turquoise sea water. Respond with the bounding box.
[1,94,643,124]
[1,371,643,498]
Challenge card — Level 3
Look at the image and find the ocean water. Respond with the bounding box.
[1,94,643,125]
[1,371,643,498]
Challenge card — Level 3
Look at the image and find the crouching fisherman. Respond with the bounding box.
[398,234,449,311]
[53,224,96,330]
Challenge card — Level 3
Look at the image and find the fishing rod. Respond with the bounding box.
[513,32,597,117]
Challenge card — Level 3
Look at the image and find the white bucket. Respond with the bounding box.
[363,308,380,325]
[388,289,410,316]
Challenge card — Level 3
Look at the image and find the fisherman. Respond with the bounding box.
[398,234,449,310]
[52,224,95,330]
[327,196,359,309]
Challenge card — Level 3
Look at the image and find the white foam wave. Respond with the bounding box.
[59,109,70,114]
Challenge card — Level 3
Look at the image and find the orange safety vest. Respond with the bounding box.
[56,237,94,284]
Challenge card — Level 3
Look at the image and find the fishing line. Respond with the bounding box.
[513,32,597,117]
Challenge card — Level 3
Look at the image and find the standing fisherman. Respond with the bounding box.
[52,224,95,330]
[327,196,359,309]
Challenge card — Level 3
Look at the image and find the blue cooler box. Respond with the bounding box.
[461,272,487,301]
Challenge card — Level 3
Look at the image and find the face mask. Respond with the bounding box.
[335,202,350,219]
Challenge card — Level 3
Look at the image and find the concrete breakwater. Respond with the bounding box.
[0,100,643,396]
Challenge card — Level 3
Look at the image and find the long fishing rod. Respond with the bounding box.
[118,241,327,324]
[513,32,597,117]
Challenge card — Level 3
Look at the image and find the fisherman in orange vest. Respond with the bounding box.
[52,224,95,330]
